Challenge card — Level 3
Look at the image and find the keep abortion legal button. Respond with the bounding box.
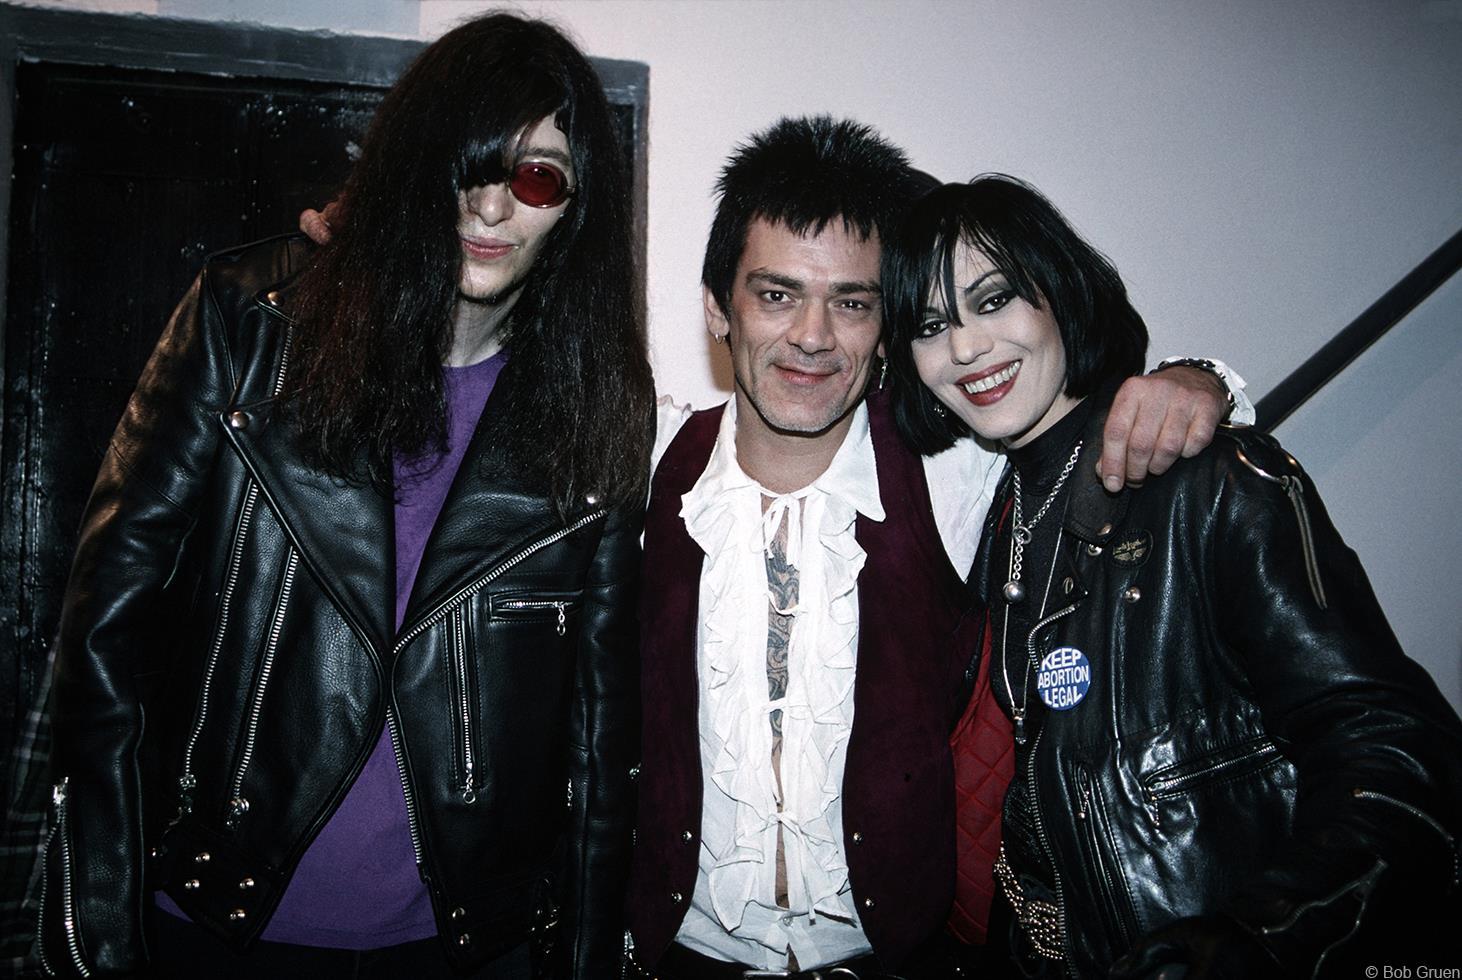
[1036,646,1092,710]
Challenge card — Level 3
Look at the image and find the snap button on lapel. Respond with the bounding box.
[227,411,250,430]
[1122,586,1141,603]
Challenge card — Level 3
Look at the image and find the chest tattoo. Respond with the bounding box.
[763,500,799,911]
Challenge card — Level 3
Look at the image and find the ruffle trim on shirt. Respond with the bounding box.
[680,401,876,935]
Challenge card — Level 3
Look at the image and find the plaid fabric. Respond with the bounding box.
[1,647,54,978]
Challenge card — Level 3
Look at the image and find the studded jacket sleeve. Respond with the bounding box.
[39,266,238,976]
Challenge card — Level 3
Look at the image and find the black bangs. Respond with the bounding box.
[701,116,923,316]
[883,175,1148,456]
[455,79,567,190]
[285,10,655,511]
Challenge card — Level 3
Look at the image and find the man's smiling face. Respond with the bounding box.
[706,216,884,450]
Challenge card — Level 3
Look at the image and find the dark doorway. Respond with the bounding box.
[0,5,648,968]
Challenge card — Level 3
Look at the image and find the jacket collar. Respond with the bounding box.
[231,280,569,651]
[252,260,307,322]
[395,360,573,637]
[1062,380,1132,547]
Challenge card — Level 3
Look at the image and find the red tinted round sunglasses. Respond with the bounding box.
[492,160,576,208]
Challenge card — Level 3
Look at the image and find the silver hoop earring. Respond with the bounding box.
[877,358,888,391]
[714,333,726,345]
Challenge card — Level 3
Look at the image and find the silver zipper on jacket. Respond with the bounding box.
[1235,444,1326,609]
[1352,788,1459,887]
[225,548,300,828]
[388,510,608,865]
[1020,601,1078,975]
[39,778,91,977]
[1140,737,1281,829]
[449,607,477,804]
[620,928,634,980]
[385,706,426,867]
[175,325,294,818]
[394,511,605,653]
[497,598,569,636]
[177,482,262,816]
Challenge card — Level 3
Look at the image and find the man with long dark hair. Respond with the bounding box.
[626,116,1246,978]
[39,12,650,978]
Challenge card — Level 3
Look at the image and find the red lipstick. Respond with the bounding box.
[956,360,1020,407]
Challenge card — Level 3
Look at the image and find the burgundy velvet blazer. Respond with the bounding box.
[626,392,980,968]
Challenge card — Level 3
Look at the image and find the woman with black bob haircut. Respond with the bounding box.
[883,175,1462,977]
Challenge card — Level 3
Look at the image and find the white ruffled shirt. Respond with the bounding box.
[655,397,1002,969]
[649,359,1251,969]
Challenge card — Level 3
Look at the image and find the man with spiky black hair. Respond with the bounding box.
[625,116,1243,978]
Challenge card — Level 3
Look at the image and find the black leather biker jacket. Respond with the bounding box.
[37,236,641,977]
[972,403,1462,977]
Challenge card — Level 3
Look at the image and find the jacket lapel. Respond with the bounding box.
[399,363,562,635]
[220,395,395,654]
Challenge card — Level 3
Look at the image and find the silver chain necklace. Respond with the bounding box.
[999,439,1082,745]
[1002,441,1083,604]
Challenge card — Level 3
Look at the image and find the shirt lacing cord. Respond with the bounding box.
[758,494,805,575]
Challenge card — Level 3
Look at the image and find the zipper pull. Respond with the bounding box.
[1013,708,1027,746]
[52,777,68,810]
[1281,475,1326,609]
[1076,770,1091,820]
[554,601,567,637]
[225,796,249,829]
[177,773,196,815]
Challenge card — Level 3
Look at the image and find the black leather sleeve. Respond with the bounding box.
[1210,433,1462,968]
[42,269,235,975]
[558,500,643,977]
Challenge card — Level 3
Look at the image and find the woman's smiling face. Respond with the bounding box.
[910,240,1079,448]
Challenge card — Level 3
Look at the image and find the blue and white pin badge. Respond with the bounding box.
[1036,647,1092,710]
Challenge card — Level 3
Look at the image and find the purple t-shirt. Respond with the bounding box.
[158,351,507,948]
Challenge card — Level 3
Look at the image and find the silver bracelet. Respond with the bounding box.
[1153,357,1237,420]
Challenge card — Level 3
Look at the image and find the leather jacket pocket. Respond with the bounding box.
[490,590,583,638]
[1140,735,1287,829]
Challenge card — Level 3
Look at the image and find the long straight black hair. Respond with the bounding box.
[287,12,652,509]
